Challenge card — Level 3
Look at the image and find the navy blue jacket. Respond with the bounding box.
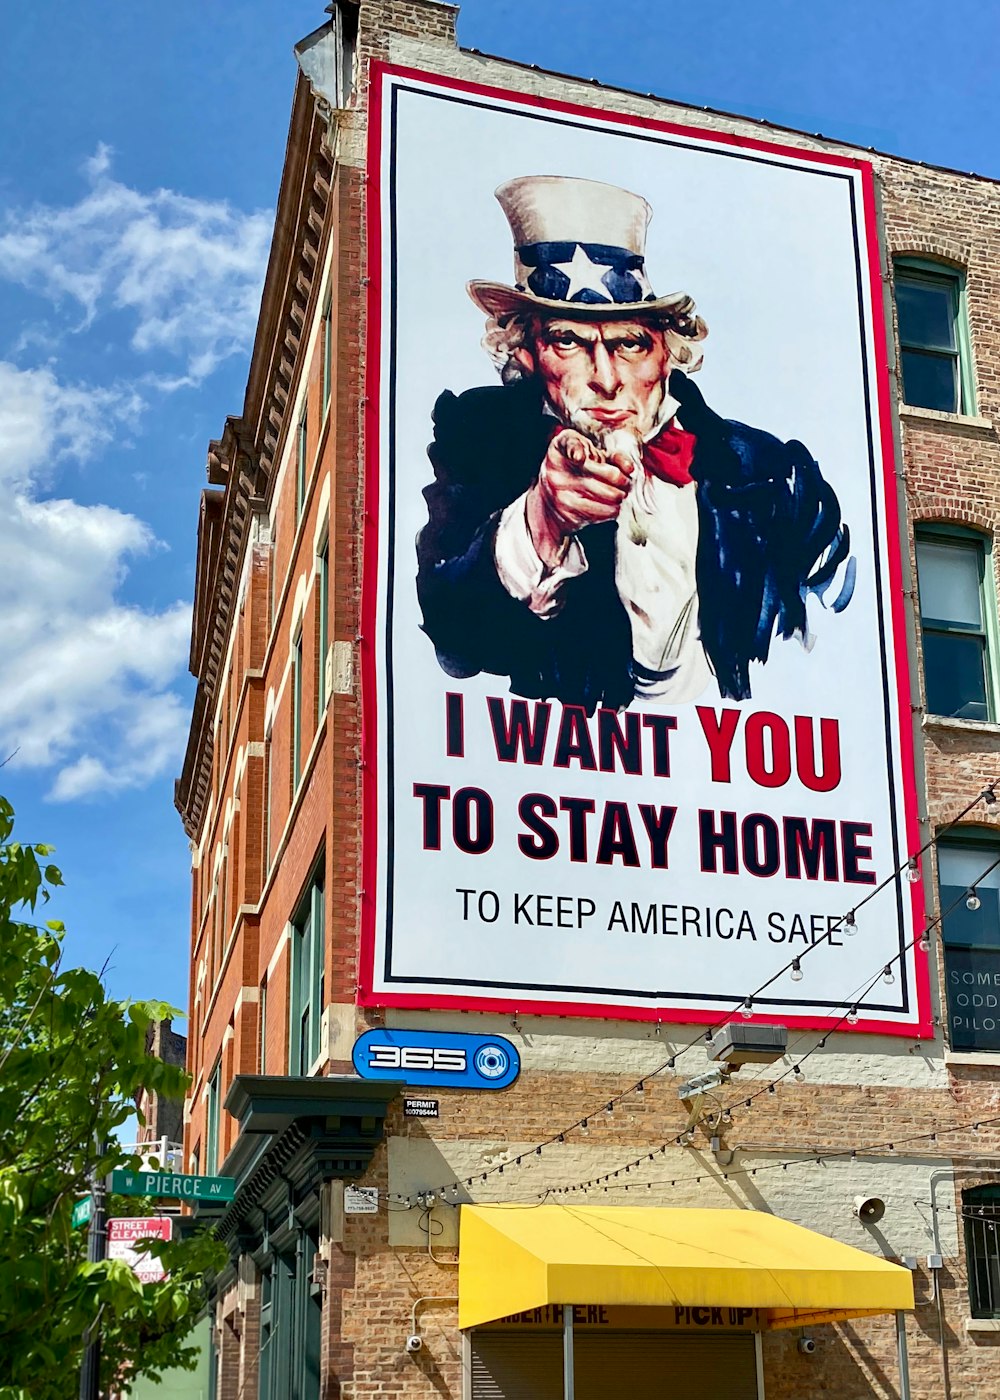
[416,370,852,711]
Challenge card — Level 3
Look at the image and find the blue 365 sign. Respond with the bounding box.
[352,1029,520,1090]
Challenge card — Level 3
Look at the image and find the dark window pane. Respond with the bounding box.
[941,886,1000,951]
[897,276,957,351]
[944,947,1000,1051]
[916,539,983,629]
[901,348,959,412]
[923,631,988,719]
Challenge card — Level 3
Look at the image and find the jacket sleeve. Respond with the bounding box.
[415,386,560,681]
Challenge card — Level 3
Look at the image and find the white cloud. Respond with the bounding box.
[0,146,272,383]
[0,362,192,800]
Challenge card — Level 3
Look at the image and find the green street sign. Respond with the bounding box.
[71,1196,93,1228]
[111,1169,236,1202]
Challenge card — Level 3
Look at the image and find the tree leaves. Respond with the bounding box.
[0,797,226,1398]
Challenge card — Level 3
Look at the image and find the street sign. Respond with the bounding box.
[108,1216,172,1284]
[71,1196,93,1228]
[111,1169,236,1202]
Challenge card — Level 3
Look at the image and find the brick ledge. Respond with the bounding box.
[901,404,994,432]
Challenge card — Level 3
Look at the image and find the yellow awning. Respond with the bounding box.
[458,1205,914,1330]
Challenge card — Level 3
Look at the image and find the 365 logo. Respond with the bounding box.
[352,1029,520,1090]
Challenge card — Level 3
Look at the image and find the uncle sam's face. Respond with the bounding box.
[512,316,672,445]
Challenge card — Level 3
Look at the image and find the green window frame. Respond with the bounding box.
[937,831,1000,1054]
[965,1185,1000,1318]
[292,630,304,787]
[317,539,329,721]
[322,291,333,413]
[205,1059,221,1173]
[296,404,308,521]
[289,873,325,1077]
[915,525,998,722]
[894,258,974,414]
[258,1234,322,1400]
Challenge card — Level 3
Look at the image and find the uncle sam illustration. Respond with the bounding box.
[416,175,855,713]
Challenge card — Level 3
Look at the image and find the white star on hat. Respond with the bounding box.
[549,244,613,302]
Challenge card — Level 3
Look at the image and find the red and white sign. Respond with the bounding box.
[361,64,927,1035]
[107,1216,172,1284]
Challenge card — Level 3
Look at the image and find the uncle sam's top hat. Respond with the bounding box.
[467,175,695,322]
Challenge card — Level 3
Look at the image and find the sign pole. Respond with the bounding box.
[79,1151,108,1400]
[562,1306,574,1400]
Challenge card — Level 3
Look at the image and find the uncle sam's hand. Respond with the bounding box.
[526,429,635,568]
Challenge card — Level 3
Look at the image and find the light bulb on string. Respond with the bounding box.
[740,998,754,1019]
[967,889,982,912]
[790,958,803,982]
[844,911,858,936]
[982,787,997,807]
[846,1006,859,1025]
[918,928,932,953]
[883,964,895,985]
[906,856,921,884]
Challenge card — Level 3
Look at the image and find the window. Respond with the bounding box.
[289,873,325,1076]
[322,291,333,413]
[317,540,329,720]
[292,631,304,786]
[916,527,995,721]
[938,835,1000,1052]
[894,260,971,414]
[296,405,308,520]
[264,727,274,871]
[966,1186,1000,1318]
[258,1234,322,1399]
[205,1060,221,1172]
[259,978,267,1074]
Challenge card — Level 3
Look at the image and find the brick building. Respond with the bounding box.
[175,3,1000,1396]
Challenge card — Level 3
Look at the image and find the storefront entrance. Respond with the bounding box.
[470,1327,758,1400]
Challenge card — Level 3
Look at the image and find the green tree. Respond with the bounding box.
[0,796,226,1399]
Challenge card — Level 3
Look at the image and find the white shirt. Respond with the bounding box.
[493,418,711,705]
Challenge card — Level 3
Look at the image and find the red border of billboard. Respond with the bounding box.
[359,62,931,1038]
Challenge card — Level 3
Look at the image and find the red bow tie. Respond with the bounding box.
[641,421,697,487]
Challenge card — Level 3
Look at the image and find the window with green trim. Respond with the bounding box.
[322,291,333,413]
[938,834,1000,1053]
[915,527,996,722]
[894,259,972,414]
[292,631,304,787]
[258,1234,322,1400]
[205,1059,221,1173]
[289,873,325,1076]
[317,540,329,721]
[965,1185,1000,1318]
[296,405,308,521]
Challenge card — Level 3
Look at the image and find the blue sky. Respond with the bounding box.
[1,0,997,1024]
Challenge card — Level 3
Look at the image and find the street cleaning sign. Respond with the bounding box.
[111,1169,236,1202]
[107,1216,172,1284]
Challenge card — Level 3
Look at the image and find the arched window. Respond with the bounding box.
[965,1185,1000,1317]
[894,257,973,414]
[915,525,997,722]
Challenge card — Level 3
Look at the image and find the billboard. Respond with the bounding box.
[360,64,928,1035]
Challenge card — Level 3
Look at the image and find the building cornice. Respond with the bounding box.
[175,67,335,839]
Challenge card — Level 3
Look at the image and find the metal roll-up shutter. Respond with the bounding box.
[470,1332,562,1400]
[471,1330,758,1400]
[575,1330,757,1400]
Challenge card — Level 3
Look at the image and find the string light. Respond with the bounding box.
[390,793,1000,1209]
[790,958,804,982]
[906,856,921,884]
